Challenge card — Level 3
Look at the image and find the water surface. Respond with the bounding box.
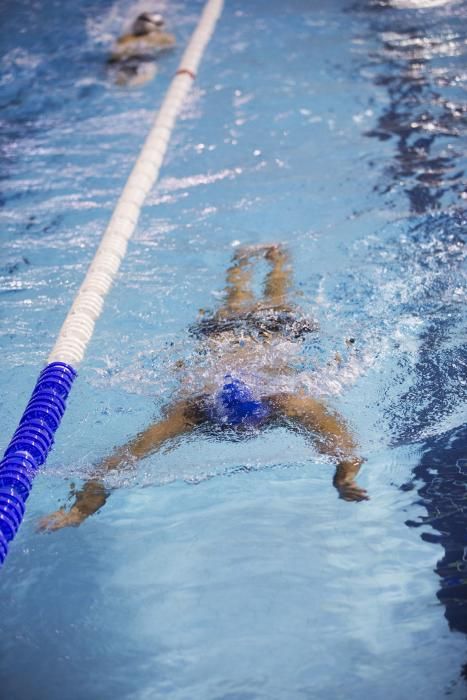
[0,0,466,698]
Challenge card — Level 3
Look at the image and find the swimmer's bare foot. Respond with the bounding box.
[264,244,287,264]
[37,507,85,532]
[234,243,284,263]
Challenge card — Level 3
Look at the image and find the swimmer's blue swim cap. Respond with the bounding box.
[213,375,270,426]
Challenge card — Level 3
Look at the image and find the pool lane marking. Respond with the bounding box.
[0,0,224,566]
[48,0,223,367]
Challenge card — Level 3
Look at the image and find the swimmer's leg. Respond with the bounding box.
[273,392,368,502]
[215,244,307,323]
[216,250,257,318]
[262,245,292,308]
[217,244,292,318]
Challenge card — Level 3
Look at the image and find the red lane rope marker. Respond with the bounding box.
[175,68,196,80]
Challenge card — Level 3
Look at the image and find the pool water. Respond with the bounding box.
[1,0,466,698]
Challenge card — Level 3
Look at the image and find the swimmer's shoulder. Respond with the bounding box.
[115,31,176,49]
[109,34,140,62]
[145,31,176,49]
[110,31,175,61]
[115,33,136,47]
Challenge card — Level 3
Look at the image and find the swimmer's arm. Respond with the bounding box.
[38,400,198,531]
[273,393,368,502]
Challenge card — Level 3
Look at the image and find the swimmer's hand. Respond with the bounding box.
[333,477,369,502]
[37,507,85,532]
[333,457,368,502]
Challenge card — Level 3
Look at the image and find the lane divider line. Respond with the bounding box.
[49,0,223,367]
[0,0,224,566]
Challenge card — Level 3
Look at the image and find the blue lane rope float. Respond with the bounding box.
[0,0,224,566]
[0,363,77,560]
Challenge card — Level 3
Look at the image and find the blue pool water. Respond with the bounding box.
[1,0,467,697]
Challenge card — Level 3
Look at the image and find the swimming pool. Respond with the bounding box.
[1,0,466,697]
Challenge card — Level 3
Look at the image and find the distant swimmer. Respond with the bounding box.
[40,244,368,531]
[108,12,176,87]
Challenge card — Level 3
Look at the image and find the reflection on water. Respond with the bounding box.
[364,2,467,213]
[405,427,467,673]
[359,0,467,681]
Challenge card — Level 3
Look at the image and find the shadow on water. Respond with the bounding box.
[403,426,467,675]
[354,0,467,682]
[362,1,467,214]
[395,274,467,672]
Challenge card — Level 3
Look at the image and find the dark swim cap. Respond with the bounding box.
[213,375,270,427]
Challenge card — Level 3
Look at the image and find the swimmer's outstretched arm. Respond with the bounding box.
[38,400,200,531]
[273,393,368,502]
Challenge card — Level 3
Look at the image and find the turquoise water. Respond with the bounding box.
[1,0,467,697]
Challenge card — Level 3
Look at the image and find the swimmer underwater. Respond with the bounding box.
[40,244,368,531]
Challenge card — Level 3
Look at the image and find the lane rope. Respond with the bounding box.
[0,0,224,566]
[49,0,223,366]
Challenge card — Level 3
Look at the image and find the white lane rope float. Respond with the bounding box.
[0,0,224,566]
[51,0,223,364]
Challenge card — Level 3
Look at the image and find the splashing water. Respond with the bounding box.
[0,0,466,698]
